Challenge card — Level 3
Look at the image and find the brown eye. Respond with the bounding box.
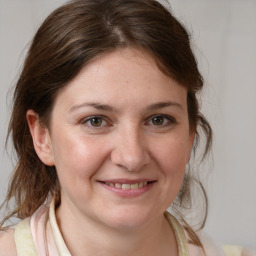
[89,117,103,127]
[81,115,111,131]
[147,115,175,127]
[152,116,164,125]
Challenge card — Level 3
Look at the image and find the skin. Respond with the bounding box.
[0,229,17,256]
[27,47,194,256]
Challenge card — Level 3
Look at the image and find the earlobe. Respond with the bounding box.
[26,110,55,166]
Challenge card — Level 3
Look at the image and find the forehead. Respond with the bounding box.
[53,47,187,110]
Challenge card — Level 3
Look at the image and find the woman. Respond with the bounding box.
[0,0,221,255]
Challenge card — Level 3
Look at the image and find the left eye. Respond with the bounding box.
[147,115,174,126]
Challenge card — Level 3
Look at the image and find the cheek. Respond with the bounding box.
[152,135,190,182]
[151,136,189,209]
[51,131,109,180]
[155,135,189,165]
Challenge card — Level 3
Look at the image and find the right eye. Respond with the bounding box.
[87,117,104,127]
[81,116,108,128]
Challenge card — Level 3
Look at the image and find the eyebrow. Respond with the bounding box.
[69,101,183,113]
[69,102,115,113]
[146,101,183,111]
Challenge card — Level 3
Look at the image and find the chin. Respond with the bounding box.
[100,207,156,231]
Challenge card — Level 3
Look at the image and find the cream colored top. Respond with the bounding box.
[0,201,254,256]
[13,201,190,256]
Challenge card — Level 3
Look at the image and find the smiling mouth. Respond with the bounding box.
[101,181,155,190]
[104,181,147,190]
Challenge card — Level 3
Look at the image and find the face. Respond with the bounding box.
[32,48,194,230]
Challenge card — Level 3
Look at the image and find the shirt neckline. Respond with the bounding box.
[49,200,189,256]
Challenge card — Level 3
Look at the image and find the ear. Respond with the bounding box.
[26,109,55,166]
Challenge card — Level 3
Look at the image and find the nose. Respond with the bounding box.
[111,127,150,172]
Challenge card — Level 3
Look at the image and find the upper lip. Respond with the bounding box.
[98,179,156,184]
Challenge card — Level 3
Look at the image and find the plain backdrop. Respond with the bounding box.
[0,0,255,248]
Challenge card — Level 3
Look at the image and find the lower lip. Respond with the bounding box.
[99,182,155,198]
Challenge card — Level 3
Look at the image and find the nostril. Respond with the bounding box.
[110,134,150,172]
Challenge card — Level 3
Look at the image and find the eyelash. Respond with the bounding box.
[145,114,176,127]
[81,115,110,129]
[80,114,176,129]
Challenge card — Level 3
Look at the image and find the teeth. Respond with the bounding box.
[122,184,131,190]
[115,183,122,188]
[105,182,148,190]
[131,183,139,189]
[139,182,144,188]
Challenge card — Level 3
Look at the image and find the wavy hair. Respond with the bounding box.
[1,0,212,249]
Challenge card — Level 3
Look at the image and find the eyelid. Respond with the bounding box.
[79,114,176,129]
[80,115,112,128]
[145,114,176,126]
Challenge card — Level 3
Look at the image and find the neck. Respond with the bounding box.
[55,203,179,256]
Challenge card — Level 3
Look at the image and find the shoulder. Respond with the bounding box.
[187,231,225,256]
[223,245,256,256]
[0,227,18,256]
[164,212,224,256]
[242,248,256,256]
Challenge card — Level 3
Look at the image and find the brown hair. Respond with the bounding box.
[1,0,212,249]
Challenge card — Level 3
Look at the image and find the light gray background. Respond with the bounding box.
[0,0,255,248]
